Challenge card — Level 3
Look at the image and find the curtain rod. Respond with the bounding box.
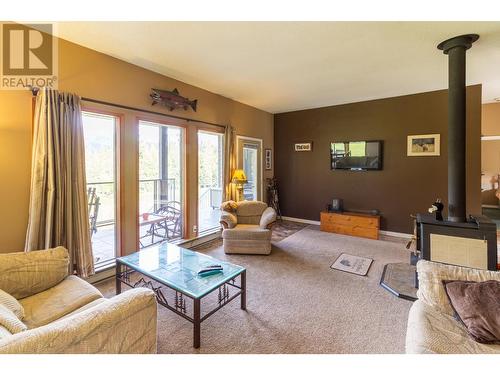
[30,88,227,129]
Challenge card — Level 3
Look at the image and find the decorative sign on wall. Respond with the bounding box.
[294,142,313,152]
[407,134,440,156]
[265,149,272,170]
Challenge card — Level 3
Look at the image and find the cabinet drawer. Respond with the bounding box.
[321,212,379,228]
[321,223,379,240]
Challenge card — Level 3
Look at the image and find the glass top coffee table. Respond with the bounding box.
[115,242,246,348]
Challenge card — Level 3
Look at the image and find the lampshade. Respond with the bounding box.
[231,169,247,183]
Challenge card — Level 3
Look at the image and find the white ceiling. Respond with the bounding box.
[55,22,500,113]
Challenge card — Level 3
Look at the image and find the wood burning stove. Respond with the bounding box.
[381,33,498,301]
[415,34,497,271]
[416,213,497,271]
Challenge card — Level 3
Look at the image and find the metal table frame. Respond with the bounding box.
[115,261,246,348]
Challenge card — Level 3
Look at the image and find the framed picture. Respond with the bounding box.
[294,142,313,152]
[265,148,272,170]
[407,134,440,156]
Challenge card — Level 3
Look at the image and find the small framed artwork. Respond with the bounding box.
[294,142,313,152]
[407,134,440,156]
[265,148,272,170]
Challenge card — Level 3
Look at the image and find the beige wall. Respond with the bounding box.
[481,102,500,205]
[0,37,273,254]
[482,102,500,136]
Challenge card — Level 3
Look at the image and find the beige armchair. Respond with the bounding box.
[406,260,500,354]
[220,200,277,255]
[0,247,157,354]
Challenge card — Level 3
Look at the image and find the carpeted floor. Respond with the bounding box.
[192,219,308,251]
[96,225,413,354]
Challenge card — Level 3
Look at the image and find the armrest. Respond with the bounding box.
[220,211,238,229]
[0,247,69,299]
[0,288,157,354]
[259,207,277,229]
[416,259,500,316]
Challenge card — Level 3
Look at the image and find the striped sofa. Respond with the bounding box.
[0,247,157,354]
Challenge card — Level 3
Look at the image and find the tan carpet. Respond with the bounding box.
[96,226,413,353]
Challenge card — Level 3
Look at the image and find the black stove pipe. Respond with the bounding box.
[437,34,479,222]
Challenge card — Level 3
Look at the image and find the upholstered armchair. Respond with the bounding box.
[0,247,157,354]
[220,200,277,255]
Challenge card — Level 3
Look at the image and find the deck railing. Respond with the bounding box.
[87,178,177,226]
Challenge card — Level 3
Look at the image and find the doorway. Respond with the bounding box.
[481,135,500,231]
[198,130,224,233]
[237,136,262,201]
[138,120,184,248]
[82,111,119,269]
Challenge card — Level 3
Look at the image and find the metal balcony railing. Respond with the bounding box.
[87,178,177,226]
[138,178,177,213]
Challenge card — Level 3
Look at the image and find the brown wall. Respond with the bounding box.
[0,37,273,253]
[274,86,482,233]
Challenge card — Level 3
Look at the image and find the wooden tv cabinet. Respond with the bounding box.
[320,211,380,240]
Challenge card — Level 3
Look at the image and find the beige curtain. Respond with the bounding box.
[223,125,237,202]
[25,88,94,278]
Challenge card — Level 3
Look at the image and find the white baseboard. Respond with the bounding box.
[281,216,412,239]
[379,230,412,239]
[179,229,221,249]
[281,216,320,225]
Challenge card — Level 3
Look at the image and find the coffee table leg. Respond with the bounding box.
[115,262,122,295]
[241,270,246,310]
[193,298,201,348]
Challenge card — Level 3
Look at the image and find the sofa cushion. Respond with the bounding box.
[406,300,500,354]
[236,201,267,225]
[0,305,27,334]
[0,325,12,340]
[416,260,500,316]
[443,280,500,344]
[19,275,103,328]
[0,289,24,319]
[221,200,238,212]
[0,247,70,299]
[54,298,107,322]
[259,207,277,229]
[222,224,272,240]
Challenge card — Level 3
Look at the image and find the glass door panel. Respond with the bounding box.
[82,112,118,268]
[238,137,262,201]
[138,120,184,248]
[198,131,223,232]
[242,144,258,201]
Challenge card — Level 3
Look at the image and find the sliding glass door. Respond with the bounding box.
[138,120,184,248]
[82,111,118,268]
[198,130,224,233]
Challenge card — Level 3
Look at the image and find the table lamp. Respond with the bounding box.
[231,169,247,201]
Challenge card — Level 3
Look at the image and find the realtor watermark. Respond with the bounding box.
[1,22,58,90]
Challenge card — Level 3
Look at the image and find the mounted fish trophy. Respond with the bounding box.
[150,88,198,112]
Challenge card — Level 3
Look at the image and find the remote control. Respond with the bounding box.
[198,269,223,277]
[198,265,223,276]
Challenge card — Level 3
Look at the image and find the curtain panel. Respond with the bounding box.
[223,125,237,202]
[25,88,94,278]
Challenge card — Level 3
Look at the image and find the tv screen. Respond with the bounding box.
[330,141,383,170]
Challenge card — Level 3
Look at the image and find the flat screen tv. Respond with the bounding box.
[330,140,383,170]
